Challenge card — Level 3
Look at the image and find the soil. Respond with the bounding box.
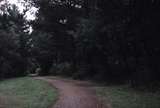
[36,77,108,108]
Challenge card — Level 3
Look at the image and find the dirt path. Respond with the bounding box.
[36,77,108,108]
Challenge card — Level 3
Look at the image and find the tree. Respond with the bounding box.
[25,0,160,87]
[0,3,30,79]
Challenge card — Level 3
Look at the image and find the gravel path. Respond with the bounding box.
[36,77,107,108]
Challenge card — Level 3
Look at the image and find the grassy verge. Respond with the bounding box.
[95,85,160,108]
[0,77,57,108]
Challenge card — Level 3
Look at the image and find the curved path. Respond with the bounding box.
[36,77,108,108]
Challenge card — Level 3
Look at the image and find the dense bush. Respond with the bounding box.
[49,62,74,76]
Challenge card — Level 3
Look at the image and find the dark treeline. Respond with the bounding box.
[0,3,30,79]
[0,0,160,87]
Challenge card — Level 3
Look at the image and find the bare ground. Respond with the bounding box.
[36,77,109,108]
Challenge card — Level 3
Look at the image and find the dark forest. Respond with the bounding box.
[1,0,160,88]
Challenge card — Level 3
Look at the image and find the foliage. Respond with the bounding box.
[26,0,160,87]
[1,0,160,87]
[0,4,30,79]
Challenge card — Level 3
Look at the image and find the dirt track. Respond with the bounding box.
[36,77,107,108]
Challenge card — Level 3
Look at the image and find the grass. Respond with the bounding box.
[95,85,160,108]
[0,77,57,108]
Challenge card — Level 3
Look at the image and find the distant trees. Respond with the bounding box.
[1,0,160,87]
[29,0,82,75]
[26,0,160,86]
[0,3,30,79]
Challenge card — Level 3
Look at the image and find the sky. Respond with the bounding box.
[0,0,38,20]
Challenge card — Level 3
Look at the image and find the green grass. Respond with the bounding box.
[0,77,57,108]
[95,85,160,108]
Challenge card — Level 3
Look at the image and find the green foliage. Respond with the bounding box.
[15,0,160,87]
[0,0,159,87]
[49,62,74,76]
[0,4,30,79]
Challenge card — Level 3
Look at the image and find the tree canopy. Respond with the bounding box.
[1,0,160,87]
